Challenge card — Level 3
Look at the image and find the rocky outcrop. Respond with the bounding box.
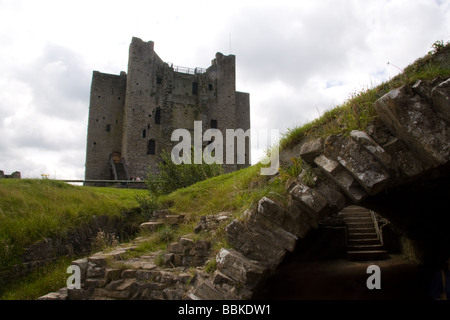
[40,76,449,300]
[188,76,450,300]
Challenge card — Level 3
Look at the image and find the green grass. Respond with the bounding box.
[0,256,74,300]
[0,179,147,264]
[279,42,450,151]
[4,41,448,300]
[0,179,147,296]
[159,163,287,218]
[135,163,287,259]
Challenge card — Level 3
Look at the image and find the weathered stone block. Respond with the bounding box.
[67,288,91,300]
[314,180,347,211]
[412,77,450,123]
[71,258,88,283]
[374,85,450,168]
[314,154,367,203]
[192,281,227,300]
[431,78,450,123]
[226,219,288,268]
[213,270,236,286]
[256,197,309,237]
[179,237,195,248]
[216,248,268,290]
[382,137,424,178]
[246,211,298,252]
[88,254,108,268]
[121,269,137,279]
[93,288,131,300]
[164,214,184,226]
[37,292,65,300]
[164,253,175,266]
[195,239,211,252]
[173,254,184,266]
[289,182,329,216]
[163,288,185,300]
[104,268,121,284]
[86,265,105,279]
[324,135,391,195]
[152,209,173,220]
[350,130,392,168]
[167,242,184,254]
[22,238,54,262]
[84,278,107,288]
[139,221,164,232]
[136,270,157,281]
[299,138,323,163]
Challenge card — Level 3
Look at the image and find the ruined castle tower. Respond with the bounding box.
[84,37,250,183]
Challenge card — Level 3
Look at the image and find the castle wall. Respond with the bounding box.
[85,37,250,182]
[121,38,165,179]
[235,91,251,170]
[85,71,126,180]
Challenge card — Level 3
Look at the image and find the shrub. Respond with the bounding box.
[146,149,223,197]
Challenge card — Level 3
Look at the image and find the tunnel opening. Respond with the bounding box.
[255,163,450,300]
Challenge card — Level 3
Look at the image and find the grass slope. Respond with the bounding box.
[2,41,448,300]
[0,179,147,298]
[279,42,450,151]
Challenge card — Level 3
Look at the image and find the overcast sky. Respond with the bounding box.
[0,0,449,179]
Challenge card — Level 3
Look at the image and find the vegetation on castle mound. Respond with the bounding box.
[279,40,450,151]
[1,40,449,300]
[0,179,147,299]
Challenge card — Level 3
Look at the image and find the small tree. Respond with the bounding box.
[146,149,223,197]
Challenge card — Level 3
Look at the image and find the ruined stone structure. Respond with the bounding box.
[0,170,21,179]
[42,75,450,301]
[85,37,250,182]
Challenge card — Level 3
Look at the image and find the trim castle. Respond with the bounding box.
[85,37,250,182]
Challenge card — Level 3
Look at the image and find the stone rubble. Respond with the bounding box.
[39,76,450,300]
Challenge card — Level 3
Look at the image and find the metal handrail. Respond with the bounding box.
[167,63,206,75]
[370,210,383,245]
[60,180,145,183]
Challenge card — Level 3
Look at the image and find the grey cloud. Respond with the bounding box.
[6,116,86,152]
[16,43,91,121]
[226,3,370,87]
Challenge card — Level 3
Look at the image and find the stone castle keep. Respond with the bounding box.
[85,37,250,182]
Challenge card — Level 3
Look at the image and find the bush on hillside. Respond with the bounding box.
[145,149,223,197]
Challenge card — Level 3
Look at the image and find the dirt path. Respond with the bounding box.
[256,254,430,300]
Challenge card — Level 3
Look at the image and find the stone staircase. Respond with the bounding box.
[113,163,129,180]
[340,206,388,261]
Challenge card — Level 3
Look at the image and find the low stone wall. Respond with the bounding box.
[0,170,21,179]
[40,77,450,300]
[1,214,139,286]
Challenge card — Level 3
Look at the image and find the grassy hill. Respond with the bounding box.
[0,179,147,299]
[1,40,449,300]
[278,41,450,151]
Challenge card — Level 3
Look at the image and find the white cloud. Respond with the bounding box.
[0,0,449,177]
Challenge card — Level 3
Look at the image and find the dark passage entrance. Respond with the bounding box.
[255,164,450,300]
[255,253,426,300]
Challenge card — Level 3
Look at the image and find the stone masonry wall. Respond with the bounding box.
[44,76,449,300]
[85,37,250,181]
[85,71,127,181]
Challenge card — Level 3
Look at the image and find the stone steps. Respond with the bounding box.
[340,206,387,261]
[347,244,384,251]
[348,232,378,239]
[348,238,382,246]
